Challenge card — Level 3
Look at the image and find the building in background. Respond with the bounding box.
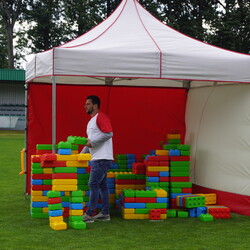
[0,69,25,130]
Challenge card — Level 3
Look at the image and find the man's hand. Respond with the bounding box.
[85,139,92,148]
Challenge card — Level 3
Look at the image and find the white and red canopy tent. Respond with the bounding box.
[26,0,250,215]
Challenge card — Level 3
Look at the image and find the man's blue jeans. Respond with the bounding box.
[86,160,112,216]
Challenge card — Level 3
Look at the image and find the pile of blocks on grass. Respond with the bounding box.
[30,131,230,230]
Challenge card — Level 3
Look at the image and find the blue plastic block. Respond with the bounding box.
[77,168,86,174]
[42,191,49,196]
[197,207,207,217]
[111,162,118,169]
[70,203,84,210]
[109,189,115,194]
[32,202,48,208]
[62,202,70,207]
[108,183,115,188]
[159,171,169,177]
[169,149,181,156]
[188,208,197,217]
[49,209,63,217]
[107,178,114,183]
[32,179,43,185]
[58,148,72,155]
[127,164,133,168]
[126,154,136,159]
[147,177,159,182]
[86,191,90,196]
[128,159,136,164]
[124,203,146,209]
[156,197,168,203]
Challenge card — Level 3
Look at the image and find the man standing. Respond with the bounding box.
[82,95,113,223]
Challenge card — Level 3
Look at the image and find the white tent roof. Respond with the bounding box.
[26,0,250,86]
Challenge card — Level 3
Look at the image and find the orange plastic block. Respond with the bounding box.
[52,184,78,191]
[155,150,169,156]
[50,221,67,230]
[43,168,53,174]
[167,134,181,139]
[52,179,77,185]
[32,196,48,202]
[147,166,169,172]
[122,208,135,214]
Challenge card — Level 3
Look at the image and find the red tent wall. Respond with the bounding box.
[26,83,187,194]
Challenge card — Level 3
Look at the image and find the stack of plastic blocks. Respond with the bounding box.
[144,155,170,193]
[114,154,137,171]
[206,205,231,219]
[132,162,146,175]
[121,188,168,219]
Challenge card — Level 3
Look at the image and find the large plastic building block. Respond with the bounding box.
[177,144,191,151]
[58,149,72,155]
[69,221,86,229]
[169,149,181,156]
[53,167,77,173]
[77,153,92,161]
[52,184,78,191]
[50,221,67,230]
[177,211,189,217]
[66,161,88,167]
[155,150,169,156]
[58,141,72,149]
[67,136,88,145]
[150,209,161,220]
[167,209,177,218]
[199,214,213,222]
[41,154,57,162]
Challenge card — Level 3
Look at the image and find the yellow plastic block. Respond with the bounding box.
[52,179,77,185]
[122,208,135,214]
[196,193,216,205]
[49,216,64,223]
[43,207,49,213]
[154,188,167,197]
[32,195,48,202]
[52,184,78,191]
[31,191,43,196]
[116,184,135,189]
[107,172,115,178]
[43,168,53,174]
[167,134,181,139]
[77,153,92,161]
[114,172,132,176]
[160,214,167,219]
[115,189,123,195]
[56,154,77,161]
[64,191,71,196]
[50,221,67,230]
[69,209,83,216]
[155,150,169,156]
[147,166,169,172]
[66,160,88,167]
[123,214,146,219]
[72,150,78,154]
[145,214,150,219]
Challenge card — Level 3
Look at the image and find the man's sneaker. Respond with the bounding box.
[93,212,110,221]
[83,214,94,223]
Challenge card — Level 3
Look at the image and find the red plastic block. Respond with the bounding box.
[159,208,167,214]
[145,161,159,166]
[48,197,62,204]
[208,206,230,219]
[159,161,169,166]
[52,173,78,179]
[159,177,169,182]
[135,179,146,185]
[171,198,178,208]
[32,185,52,191]
[41,161,66,168]
[86,167,91,173]
[147,156,169,161]
[32,174,53,180]
[170,177,190,182]
[182,188,192,193]
[150,209,161,220]
[31,155,41,163]
[115,179,136,185]
[169,129,180,134]
[146,171,159,177]
[41,154,57,162]
[124,197,136,203]
[36,150,52,155]
[132,162,145,169]
[135,197,157,203]
[169,156,190,161]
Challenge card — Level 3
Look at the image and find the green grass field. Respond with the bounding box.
[0,131,250,250]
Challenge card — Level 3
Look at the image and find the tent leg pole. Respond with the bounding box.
[52,76,57,153]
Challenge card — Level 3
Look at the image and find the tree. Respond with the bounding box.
[0,0,23,68]
[0,17,8,68]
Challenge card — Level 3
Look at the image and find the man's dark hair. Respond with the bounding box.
[87,95,101,108]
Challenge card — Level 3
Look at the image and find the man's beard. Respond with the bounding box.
[87,109,93,115]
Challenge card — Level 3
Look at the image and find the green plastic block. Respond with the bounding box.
[123,189,135,197]
[43,179,52,185]
[53,167,77,173]
[170,182,192,188]
[170,166,190,172]
[32,162,41,168]
[185,196,205,208]
[181,150,190,156]
[170,172,190,177]
[31,213,49,218]
[135,190,156,198]
[177,211,189,217]
[146,181,160,187]
[78,185,89,191]
[116,174,135,180]
[199,214,214,222]
[115,154,127,160]
[67,136,88,145]
[32,168,43,174]
[135,208,150,214]
[171,188,182,193]
[77,173,90,180]
[69,215,83,222]
[118,164,127,169]
[61,196,70,202]
[48,203,62,211]
[71,144,79,150]
[146,203,167,209]
[116,160,127,165]
[71,190,83,197]
[70,197,84,203]
[57,141,72,149]
[177,144,191,151]
[47,191,61,198]
[159,182,170,187]
[82,196,89,202]
[78,179,88,185]
[36,144,57,150]
[69,221,86,229]
[135,174,146,180]
[31,207,43,213]
[163,144,177,150]
[170,161,190,167]
[167,139,181,144]
[167,209,177,217]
